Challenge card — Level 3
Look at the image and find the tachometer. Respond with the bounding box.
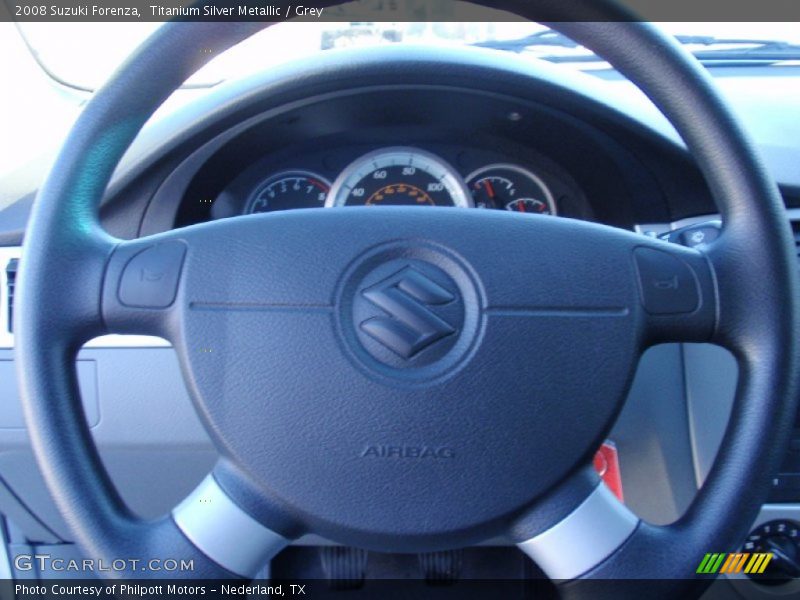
[246,170,331,214]
[326,147,471,208]
[466,164,556,215]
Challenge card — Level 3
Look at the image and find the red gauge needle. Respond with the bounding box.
[483,180,495,198]
[518,201,526,213]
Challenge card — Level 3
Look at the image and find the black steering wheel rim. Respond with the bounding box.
[14,2,800,595]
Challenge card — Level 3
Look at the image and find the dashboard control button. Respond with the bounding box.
[658,220,722,249]
[744,520,800,584]
[634,247,699,314]
[118,242,186,308]
[679,225,720,249]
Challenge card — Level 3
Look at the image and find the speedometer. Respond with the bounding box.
[326,147,472,208]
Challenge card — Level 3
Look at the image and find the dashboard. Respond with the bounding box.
[151,81,693,237]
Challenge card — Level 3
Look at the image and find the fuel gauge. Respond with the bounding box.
[466,164,556,215]
[505,198,552,214]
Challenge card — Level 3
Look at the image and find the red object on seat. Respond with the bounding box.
[593,441,624,502]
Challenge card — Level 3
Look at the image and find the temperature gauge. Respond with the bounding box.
[466,164,556,215]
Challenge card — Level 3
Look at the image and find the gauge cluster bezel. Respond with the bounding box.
[163,85,629,231]
[145,83,689,235]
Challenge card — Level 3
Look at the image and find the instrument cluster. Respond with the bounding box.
[239,146,560,217]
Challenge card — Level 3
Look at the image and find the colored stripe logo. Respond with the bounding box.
[696,552,773,574]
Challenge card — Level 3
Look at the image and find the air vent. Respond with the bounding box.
[792,220,800,263]
[5,258,17,333]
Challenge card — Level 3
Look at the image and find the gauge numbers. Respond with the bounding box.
[246,170,331,214]
[742,519,800,584]
[327,147,472,208]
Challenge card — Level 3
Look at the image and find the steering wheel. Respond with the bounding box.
[15,1,800,597]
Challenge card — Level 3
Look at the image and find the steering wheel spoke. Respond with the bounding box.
[512,467,639,581]
[16,227,117,350]
[172,464,297,578]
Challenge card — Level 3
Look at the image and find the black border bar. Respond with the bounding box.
[2,0,800,23]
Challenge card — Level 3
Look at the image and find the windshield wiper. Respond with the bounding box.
[472,31,800,64]
[471,30,578,54]
[674,35,800,62]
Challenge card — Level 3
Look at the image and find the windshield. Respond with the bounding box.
[16,21,800,91]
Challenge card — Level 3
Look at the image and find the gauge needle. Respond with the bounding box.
[483,180,495,198]
[518,201,526,213]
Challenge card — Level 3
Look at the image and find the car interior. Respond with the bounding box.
[2,2,800,599]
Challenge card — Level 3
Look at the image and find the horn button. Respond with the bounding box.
[337,243,484,383]
[177,210,640,548]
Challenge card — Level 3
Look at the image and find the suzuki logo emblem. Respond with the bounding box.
[359,267,456,359]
